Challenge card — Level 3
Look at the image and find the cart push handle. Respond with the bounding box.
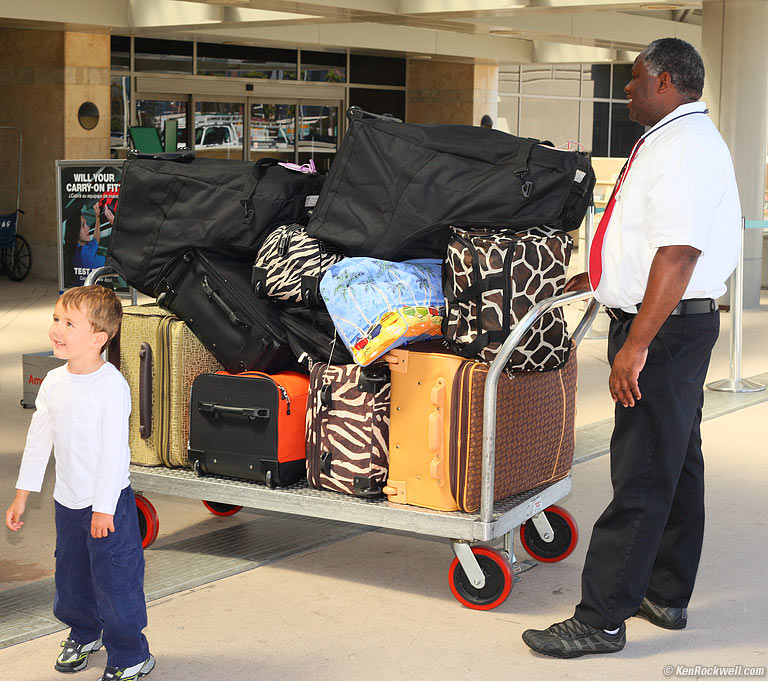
[479,290,599,524]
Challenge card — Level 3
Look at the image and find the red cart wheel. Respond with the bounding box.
[135,495,159,549]
[448,546,513,611]
[202,500,243,517]
[520,505,578,563]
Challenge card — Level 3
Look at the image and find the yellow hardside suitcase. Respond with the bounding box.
[113,304,222,467]
[384,347,576,512]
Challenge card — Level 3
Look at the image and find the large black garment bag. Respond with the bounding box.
[107,154,324,296]
[307,108,596,260]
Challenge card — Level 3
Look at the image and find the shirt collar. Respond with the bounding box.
[641,101,708,147]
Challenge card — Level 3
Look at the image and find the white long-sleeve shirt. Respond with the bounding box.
[16,362,131,515]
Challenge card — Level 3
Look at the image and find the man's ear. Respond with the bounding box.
[657,71,673,94]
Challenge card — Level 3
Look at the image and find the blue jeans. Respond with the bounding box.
[54,486,150,668]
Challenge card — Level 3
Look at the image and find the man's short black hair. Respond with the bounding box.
[643,38,705,100]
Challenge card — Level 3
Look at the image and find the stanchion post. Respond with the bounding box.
[583,198,608,340]
[706,217,765,393]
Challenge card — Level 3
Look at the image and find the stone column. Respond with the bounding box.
[407,60,498,126]
[0,29,109,281]
[703,0,768,308]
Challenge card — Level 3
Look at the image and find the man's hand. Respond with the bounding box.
[563,272,591,293]
[91,512,115,539]
[5,490,30,532]
[609,339,647,407]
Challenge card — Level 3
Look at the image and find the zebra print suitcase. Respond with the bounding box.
[305,362,390,497]
[252,223,344,308]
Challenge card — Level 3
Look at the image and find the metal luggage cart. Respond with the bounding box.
[86,265,598,609]
[0,126,32,281]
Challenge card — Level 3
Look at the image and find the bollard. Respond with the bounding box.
[707,217,765,393]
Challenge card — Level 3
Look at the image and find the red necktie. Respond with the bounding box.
[589,138,645,290]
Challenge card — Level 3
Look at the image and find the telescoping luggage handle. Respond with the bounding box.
[478,290,599,524]
[197,402,270,421]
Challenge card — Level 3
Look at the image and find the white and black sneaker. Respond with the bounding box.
[97,654,155,681]
[54,636,103,673]
[522,617,626,658]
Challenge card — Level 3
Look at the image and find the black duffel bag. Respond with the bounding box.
[107,154,324,296]
[307,107,595,260]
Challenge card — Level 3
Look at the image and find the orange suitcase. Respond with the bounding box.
[384,347,576,512]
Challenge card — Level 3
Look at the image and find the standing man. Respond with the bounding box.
[522,38,741,658]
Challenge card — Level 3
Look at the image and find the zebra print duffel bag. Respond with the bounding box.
[306,362,390,497]
[442,226,573,372]
[252,223,344,308]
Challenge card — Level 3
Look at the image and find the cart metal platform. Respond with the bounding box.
[130,466,573,544]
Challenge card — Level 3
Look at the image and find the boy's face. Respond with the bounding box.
[49,300,107,362]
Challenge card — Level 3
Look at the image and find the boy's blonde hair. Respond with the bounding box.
[59,286,123,346]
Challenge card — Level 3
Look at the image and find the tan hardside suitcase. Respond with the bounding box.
[111,304,222,467]
[384,347,576,512]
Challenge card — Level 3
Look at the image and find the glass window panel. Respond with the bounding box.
[350,55,406,86]
[591,101,610,157]
[194,101,245,159]
[110,76,131,151]
[519,97,579,147]
[197,43,297,80]
[590,65,611,99]
[301,50,346,83]
[498,66,520,95]
[110,36,130,72]
[610,102,644,157]
[134,38,193,74]
[521,64,580,97]
[249,102,296,162]
[136,99,189,149]
[349,88,405,121]
[497,96,520,136]
[611,64,632,100]
[297,104,338,173]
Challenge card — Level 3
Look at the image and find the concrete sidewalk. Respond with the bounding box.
[1,277,766,680]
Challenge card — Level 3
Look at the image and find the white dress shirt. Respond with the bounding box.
[592,101,741,311]
[16,362,131,515]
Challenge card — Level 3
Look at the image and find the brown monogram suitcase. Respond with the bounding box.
[384,346,576,512]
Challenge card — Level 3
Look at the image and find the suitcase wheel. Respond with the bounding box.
[519,505,579,563]
[448,547,512,611]
[202,500,243,517]
[135,495,159,549]
[265,469,276,489]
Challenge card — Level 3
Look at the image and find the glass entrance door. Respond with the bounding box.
[248,102,296,162]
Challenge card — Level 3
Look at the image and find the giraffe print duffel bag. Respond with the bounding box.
[442,226,573,372]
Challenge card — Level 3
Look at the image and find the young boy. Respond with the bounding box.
[5,286,154,680]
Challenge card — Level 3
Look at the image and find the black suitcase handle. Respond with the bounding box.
[198,402,271,421]
[201,275,249,328]
[346,106,402,123]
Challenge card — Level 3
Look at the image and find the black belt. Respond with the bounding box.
[606,298,716,321]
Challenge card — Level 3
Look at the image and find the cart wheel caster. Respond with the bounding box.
[202,500,242,516]
[520,505,578,563]
[448,547,512,610]
[193,458,204,477]
[265,470,276,489]
[135,495,159,549]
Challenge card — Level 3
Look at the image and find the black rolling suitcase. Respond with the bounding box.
[155,250,293,374]
[188,370,310,487]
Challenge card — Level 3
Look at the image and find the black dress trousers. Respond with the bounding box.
[574,309,719,630]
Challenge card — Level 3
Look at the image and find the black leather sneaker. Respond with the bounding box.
[635,597,687,629]
[522,617,626,658]
[54,636,103,673]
